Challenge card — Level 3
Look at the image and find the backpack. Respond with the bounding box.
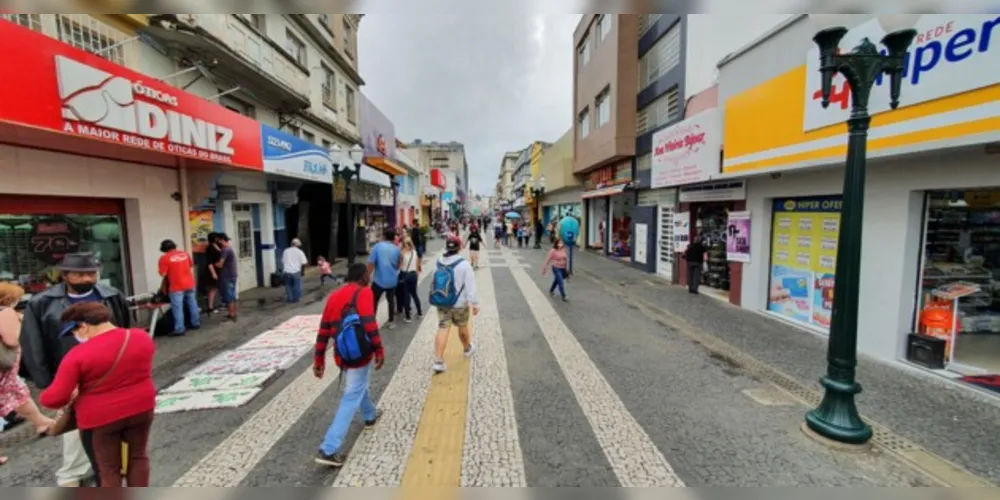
[333,287,373,365]
[429,259,465,307]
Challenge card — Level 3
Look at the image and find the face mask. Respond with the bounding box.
[69,282,95,295]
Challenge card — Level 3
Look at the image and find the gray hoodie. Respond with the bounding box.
[436,253,478,308]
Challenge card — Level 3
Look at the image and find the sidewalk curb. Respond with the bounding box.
[578,266,995,488]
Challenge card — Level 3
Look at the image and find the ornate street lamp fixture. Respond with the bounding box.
[530,175,547,248]
[804,17,916,445]
[330,143,365,264]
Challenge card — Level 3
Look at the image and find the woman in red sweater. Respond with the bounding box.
[40,302,156,487]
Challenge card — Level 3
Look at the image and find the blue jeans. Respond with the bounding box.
[319,363,377,455]
[549,267,567,298]
[283,272,303,302]
[169,289,201,334]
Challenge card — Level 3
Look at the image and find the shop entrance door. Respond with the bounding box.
[232,204,257,292]
[657,205,675,280]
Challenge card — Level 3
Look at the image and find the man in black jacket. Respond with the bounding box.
[20,252,131,486]
[410,224,425,258]
[683,236,708,294]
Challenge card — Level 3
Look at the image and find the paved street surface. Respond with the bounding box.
[1,236,996,487]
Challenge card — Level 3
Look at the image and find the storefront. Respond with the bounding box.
[637,189,678,280]
[258,124,334,277]
[0,21,264,296]
[719,14,1000,390]
[676,181,747,304]
[581,161,633,253]
[359,93,405,227]
[542,202,582,229]
[334,168,393,256]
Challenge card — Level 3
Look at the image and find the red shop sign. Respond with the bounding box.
[0,21,263,170]
[430,168,447,189]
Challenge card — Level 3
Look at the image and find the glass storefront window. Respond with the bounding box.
[0,214,130,296]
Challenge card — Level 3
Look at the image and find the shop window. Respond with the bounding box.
[0,211,130,297]
[767,196,842,330]
[915,189,1000,373]
[696,205,732,291]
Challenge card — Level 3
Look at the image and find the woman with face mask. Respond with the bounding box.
[40,302,156,487]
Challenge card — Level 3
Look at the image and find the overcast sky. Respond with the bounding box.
[358,14,581,196]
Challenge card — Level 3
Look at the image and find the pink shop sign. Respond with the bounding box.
[650,109,722,189]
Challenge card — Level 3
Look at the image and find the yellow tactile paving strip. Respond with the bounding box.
[400,322,472,489]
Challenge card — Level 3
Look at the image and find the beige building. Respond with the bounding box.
[538,128,582,226]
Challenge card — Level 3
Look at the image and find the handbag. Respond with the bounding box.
[0,306,20,371]
[48,329,133,436]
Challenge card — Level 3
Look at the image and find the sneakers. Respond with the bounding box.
[386,321,396,330]
[315,451,347,467]
[403,316,412,324]
[562,296,569,302]
[365,409,384,429]
[464,344,476,357]
[432,360,447,373]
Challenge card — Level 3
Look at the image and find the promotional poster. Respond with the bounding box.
[725,211,751,262]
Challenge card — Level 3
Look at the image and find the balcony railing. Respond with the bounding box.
[2,14,139,68]
[176,14,309,99]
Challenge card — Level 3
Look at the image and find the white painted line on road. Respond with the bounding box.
[173,252,442,487]
[461,264,527,487]
[507,249,686,487]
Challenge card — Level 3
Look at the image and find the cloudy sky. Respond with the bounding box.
[358,14,581,196]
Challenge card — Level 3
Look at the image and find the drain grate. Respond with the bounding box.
[581,267,989,486]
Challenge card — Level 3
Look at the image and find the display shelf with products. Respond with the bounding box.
[696,206,730,291]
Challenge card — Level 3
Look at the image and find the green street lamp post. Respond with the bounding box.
[330,143,365,265]
[804,24,916,444]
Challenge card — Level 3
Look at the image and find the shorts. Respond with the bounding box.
[436,306,470,329]
[219,279,237,305]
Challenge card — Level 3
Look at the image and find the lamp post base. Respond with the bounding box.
[804,375,873,445]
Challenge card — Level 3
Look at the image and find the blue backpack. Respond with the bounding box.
[429,259,465,307]
[334,287,373,365]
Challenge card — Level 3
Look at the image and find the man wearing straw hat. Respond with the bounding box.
[20,252,131,487]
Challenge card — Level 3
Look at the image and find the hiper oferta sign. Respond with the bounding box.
[803,14,1000,131]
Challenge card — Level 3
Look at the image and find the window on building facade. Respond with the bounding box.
[596,87,611,127]
[1,14,42,31]
[345,87,357,123]
[250,14,266,31]
[321,65,336,108]
[55,15,128,66]
[638,23,681,90]
[302,130,316,144]
[287,125,301,137]
[638,14,662,37]
[598,15,611,42]
[322,139,332,151]
[343,17,353,59]
[578,107,590,139]
[637,153,652,171]
[285,29,307,67]
[636,86,681,135]
[221,95,256,119]
[577,34,590,68]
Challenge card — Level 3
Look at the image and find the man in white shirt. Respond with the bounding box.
[281,238,309,303]
[430,237,478,373]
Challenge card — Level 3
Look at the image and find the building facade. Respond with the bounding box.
[406,140,469,217]
[538,128,582,229]
[717,14,1000,380]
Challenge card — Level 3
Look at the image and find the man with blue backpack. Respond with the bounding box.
[429,237,478,373]
[313,263,385,468]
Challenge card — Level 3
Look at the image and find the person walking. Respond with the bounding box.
[318,256,335,286]
[428,237,478,373]
[367,228,401,329]
[683,235,708,294]
[0,283,57,467]
[313,263,384,467]
[534,218,544,249]
[158,239,201,336]
[410,224,425,259]
[467,225,483,269]
[281,238,309,303]
[542,238,570,302]
[40,302,156,487]
[215,234,239,321]
[19,252,131,487]
[398,237,423,322]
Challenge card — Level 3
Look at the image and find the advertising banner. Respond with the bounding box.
[725,211,751,263]
[0,21,263,169]
[803,14,1000,131]
[189,210,214,253]
[767,196,842,331]
[260,125,331,184]
[673,212,691,254]
[651,109,721,189]
[359,93,395,160]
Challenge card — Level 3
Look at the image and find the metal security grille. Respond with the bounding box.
[639,23,681,90]
[658,205,675,280]
[1,14,42,31]
[2,14,132,67]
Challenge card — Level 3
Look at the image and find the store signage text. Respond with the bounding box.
[58,56,236,163]
[651,110,721,189]
[804,14,1000,131]
[260,124,331,183]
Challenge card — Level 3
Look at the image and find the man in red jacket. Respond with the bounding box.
[313,263,385,467]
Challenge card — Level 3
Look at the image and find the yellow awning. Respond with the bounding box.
[366,157,407,177]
